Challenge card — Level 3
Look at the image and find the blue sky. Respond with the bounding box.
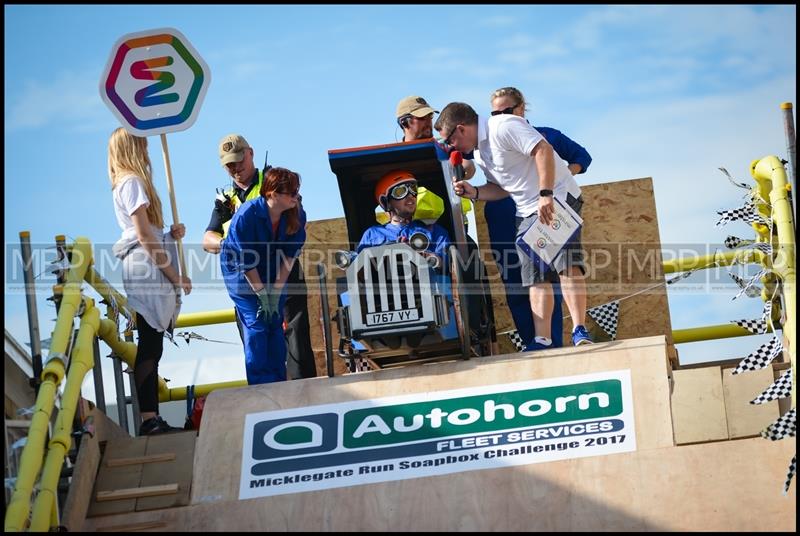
[4,5,796,408]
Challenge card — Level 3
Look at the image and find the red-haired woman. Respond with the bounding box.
[220,167,306,385]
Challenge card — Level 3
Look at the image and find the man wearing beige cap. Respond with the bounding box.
[204,134,260,252]
[397,95,438,142]
[204,133,317,380]
[393,97,496,354]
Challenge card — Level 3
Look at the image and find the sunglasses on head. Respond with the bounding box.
[389,182,418,200]
[490,106,516,116]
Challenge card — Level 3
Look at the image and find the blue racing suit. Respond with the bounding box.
[357,220,450,262]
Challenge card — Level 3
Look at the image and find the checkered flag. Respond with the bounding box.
[506,330,525,352]
[724,235,751,249]
[666,270,694,285]
[724,236,773,256]
[718,167,751,189]
[784,456,796,495]
[730,271,763,299]
[732,318,768,335]
[750,242,773,255]
[762,300,773,325]
[715,201,769,227]
[347,356,371,373]
[751,368,793,404]
[587,300,619,340]
[732,336,783,374]
[762,407,796,441]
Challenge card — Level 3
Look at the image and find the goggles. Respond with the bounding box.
[388,182,418,201]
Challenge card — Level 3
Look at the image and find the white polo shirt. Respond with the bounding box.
[474,114,581,218]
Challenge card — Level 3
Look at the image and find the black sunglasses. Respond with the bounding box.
[490,106,516,116]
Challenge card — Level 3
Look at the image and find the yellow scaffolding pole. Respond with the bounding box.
[164,379,249,402]
[751,155,796,406]
[84,267,135,322]
[95,318,169,400]
[5,238,93,532]
[662,248,766,274]
[672,323,774,344]
[175,308,236,328]
[29,301,100,531]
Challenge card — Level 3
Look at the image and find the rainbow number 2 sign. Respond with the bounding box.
[100,28,210,136]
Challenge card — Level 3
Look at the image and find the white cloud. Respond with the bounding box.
[575,74,795,246]
[5,70,110,131]
[499,6,795,100]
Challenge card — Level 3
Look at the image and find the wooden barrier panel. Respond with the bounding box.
[474,177,673,354]
[721,365,780,439]
[671,367,728,444]
[192,336,673,505]
[300,216,350,377]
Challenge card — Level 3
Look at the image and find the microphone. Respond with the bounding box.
[449,150,464,182]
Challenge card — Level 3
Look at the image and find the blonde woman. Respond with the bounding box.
[108,127,191,435]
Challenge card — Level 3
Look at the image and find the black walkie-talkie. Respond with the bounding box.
[263,150,271,175]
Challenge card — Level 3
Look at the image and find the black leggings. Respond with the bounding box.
[134,313,164,414]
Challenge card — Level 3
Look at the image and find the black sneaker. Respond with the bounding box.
[139,416,182,436]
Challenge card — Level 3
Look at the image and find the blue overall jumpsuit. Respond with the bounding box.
[221,197,306,385]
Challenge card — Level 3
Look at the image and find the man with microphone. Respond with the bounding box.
[435,103,592,352]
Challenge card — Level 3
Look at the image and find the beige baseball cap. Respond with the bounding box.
[218,134,251,166]
[396,96,437,118]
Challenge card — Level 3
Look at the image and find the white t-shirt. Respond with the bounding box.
[112,174,163,240]
[474,114,581,217]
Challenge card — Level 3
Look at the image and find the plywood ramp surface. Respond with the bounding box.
[82,436,795,532]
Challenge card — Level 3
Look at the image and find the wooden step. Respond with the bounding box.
[88,431,196,517]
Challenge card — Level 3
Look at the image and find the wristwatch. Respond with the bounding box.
[539,189,554,197]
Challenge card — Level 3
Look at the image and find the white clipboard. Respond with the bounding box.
[515,197,583,272]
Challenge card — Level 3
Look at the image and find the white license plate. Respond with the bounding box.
[366,309,419,326]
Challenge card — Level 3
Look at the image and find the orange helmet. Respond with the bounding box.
[375,169,416,210]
